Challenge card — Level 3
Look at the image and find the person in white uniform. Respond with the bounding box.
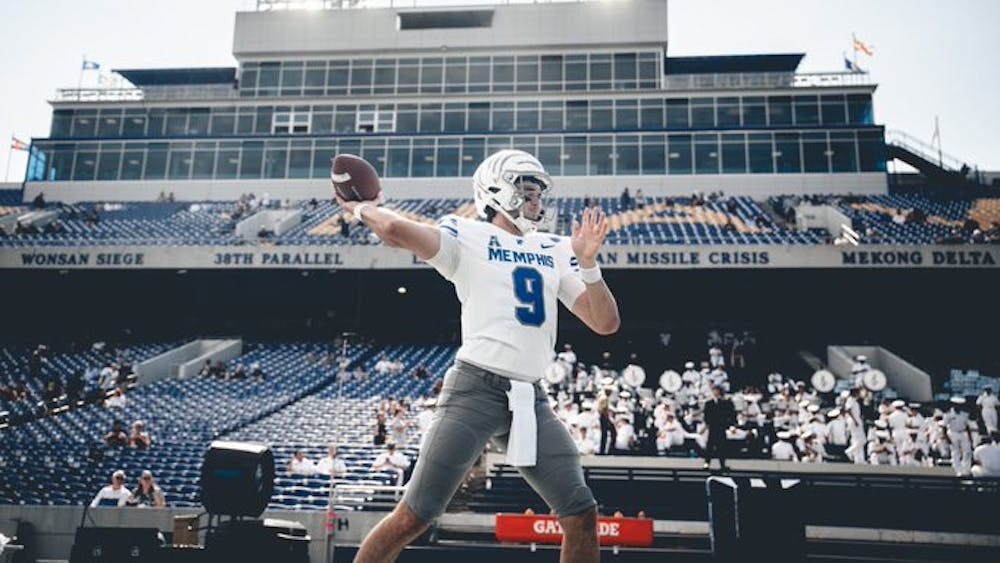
[843,388,867,464]
[945,398,974,476]
[340,149,620,563]
[976,387,999,435]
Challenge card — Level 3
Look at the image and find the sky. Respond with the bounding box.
[1,0,998,183]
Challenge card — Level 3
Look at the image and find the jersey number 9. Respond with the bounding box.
[512,267,545,327]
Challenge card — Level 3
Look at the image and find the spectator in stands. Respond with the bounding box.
[972,432,1000,478]
[104,420,128,448]
[619,187,632,210]
[91,470,131,508]
[32,192,46,209]
[316,445,348,478]
[198,360,212,377]
[128,420,152,450]
[375,355,394,376]
[844,387,867,464]
[634,189,646,210]
[251,362,265,383]
[868,431,896,465]
[946,398,975,476]
[613,414,636,455]
[104,387,126,409]
[288,450,316,476]
[575,427,596,456]
[416,399,436,448]
[413,365,429,380]
[977,387,999,435]
[597,399,617,455]
[703,385,736,471]
[390,406,410,446]
[772,432,798,462]
[372,442,411,487]
[127,470,165,508]
[373,412,388,446]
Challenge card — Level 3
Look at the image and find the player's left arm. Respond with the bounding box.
[568,208,620,335]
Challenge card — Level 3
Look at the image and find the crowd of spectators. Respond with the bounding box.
[90,469,165,508]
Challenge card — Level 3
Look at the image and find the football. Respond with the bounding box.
[331,154,382,202]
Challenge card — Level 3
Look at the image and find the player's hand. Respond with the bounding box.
[571,207,610,268]
[335,192,384,218]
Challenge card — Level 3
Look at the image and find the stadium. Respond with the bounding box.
[1,0,998,561]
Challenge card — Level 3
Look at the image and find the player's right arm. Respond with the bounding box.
[336,194,441,261]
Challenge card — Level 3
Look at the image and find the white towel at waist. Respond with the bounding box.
[505,380,537,467]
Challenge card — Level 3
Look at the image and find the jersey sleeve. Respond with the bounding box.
[424,215,462,280]
[556,240,586,309]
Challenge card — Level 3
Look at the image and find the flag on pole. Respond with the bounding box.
[853,35,874,57]
[82,59,101,71]
[844,57,859,72]
[10,136,29,151]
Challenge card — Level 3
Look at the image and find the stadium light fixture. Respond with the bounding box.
[397,286,407,294]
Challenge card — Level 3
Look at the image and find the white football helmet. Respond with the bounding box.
[473,149,553,235]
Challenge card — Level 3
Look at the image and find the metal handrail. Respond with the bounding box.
[885,129,967,172]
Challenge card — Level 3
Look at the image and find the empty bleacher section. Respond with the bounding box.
[0,341,457,512]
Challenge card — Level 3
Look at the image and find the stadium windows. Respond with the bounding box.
[239,141,264,179]
[847,94,874,124]
[802,132,829,173]
[767,96,792,126]
[858,130,886,172]
[616,135,639,175]
[273,110,310,134]
[694,134,720,174]
[615,99,638,130]
[187,109,210,135]
[444,57,467,94]
[96,143,122,181]
[304,61,326,96]
[419,104,442,133]
[460,138,485,176]
[821,94,847,125]
[563,136,588,175]
[589,54,611,90]
[638,52,658,89]
[667,134,692,174]
[361,138,386,176]
[793,95,820,126]
[236,108,255,135]
[516,101,540,131]
[411,139,435,177]
[71,149,97,181]
[373,59,396,95]
[395,104,418,133]
[436,139,461,177]
[420,58,443,94]
[639,99,663,130]
[590,100,612,130]
[565,55,587,91]
[492,102,515,132]
[716,97,741,128]
[515,55,539,92]
[165,109,188,136]
[492,56,514,93]
[167,142,193,180]
[97,110,123,137]
[255,107,273,135]
[263,140,288,179]
[209,108,236,136]
[280,62,304,96]
[356,110,394,133]
[444,104,466,133]
[540,55,562,92]
[312,140,335,178]
[829,132,858,172]
[311,107,333,134]
[613,53,637,90]
[566,101,589,130]
[386,139,410,177]
[467,57,490,93]
[514,136,536,158]
[51,110,73,137]
[143,143,168,180]
[192,142,217,179]
[640,134,666,175]
[721,134,747,174]
[537,136,562,175]
[742,96,766,127]
[47,144,76,181]
[774,133,802,173]
[396,58,419,95]
[747,134,773,174]
[327,61,350,96]
[666,98,689,128]
[257,62,279,97]
[120,145,145,180]
[71,110,98,137]
[216,142,240,179]
[288,140,312,179]
[350,59,374,96]
[540,101,563,130]
[468,102,490,131]
[691,98,715,128]
[332,105,355,134]
[239,65,258,92]
[487,135,513,154]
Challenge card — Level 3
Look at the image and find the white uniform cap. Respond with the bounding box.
[776,431,791,440]
[892,400,905,408]
[684,362,695,369]
[950,396,966,405]
[827,408,841,417]
[807,405,820,413]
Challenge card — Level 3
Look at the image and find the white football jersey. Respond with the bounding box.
[426,215,586,382]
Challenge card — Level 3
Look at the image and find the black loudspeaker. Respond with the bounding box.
[706,476,805,563]
[199,440,275,517]
[69,527,160,563]
[206,518,310,563]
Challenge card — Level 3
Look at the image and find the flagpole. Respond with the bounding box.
[4,143,12,183]
[852,34,858,73]
[935,116,942,168]
[78,54,85,101]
